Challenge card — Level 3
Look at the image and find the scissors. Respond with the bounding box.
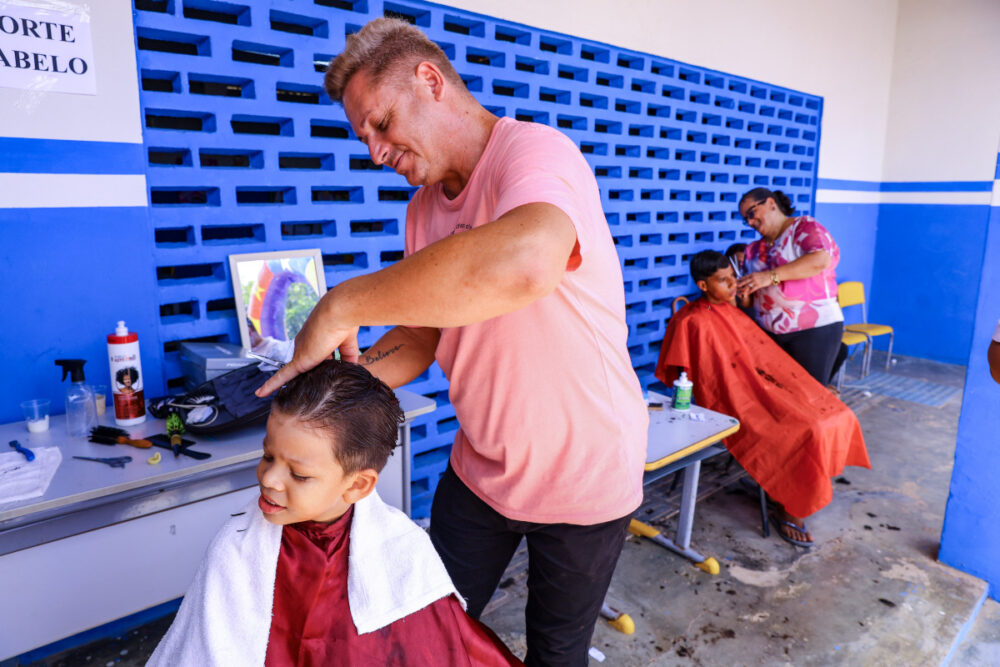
[246,352,286,369]
[73,455,132,468]
[728,255,743,279]
[247,350,341,368]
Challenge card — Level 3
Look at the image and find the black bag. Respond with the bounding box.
[148,363,275,435]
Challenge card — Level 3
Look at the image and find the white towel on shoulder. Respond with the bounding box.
[148,490,462,666]
[348,487,465,634]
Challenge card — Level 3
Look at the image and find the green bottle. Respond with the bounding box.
[673,371,693,411]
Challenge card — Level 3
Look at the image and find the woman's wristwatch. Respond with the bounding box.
[769,270,780,286]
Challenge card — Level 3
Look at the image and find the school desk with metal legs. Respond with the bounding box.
[600,397,739,634]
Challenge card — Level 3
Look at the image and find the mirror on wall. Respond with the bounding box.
[228,249,326,363]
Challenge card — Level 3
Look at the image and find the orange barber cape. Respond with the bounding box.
[655,298,870,518]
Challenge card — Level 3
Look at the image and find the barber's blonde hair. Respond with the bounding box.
[324,17,464,102]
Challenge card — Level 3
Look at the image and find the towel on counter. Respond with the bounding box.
[148,490,463,666]
[0,447,62,506]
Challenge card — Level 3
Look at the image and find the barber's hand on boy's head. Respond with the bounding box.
[256,309,361,397]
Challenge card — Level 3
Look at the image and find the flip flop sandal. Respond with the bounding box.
[769,513,814,548]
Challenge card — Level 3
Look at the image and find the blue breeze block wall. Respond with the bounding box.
[132,0,822,517]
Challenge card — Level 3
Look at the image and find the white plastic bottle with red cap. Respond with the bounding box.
[108,320,146,425]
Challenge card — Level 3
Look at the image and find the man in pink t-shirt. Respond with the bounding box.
[258,18,647,665]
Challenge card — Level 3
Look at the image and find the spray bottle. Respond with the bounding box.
[55,359,97,437]
[672,371,693,411]
[108,321,146,425]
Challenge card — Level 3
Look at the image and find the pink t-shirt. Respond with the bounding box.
[744,215,844,334]
[404,117,648,525]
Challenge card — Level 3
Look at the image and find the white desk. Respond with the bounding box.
[630,398,739,572]
[600,398,740,635]
[0,388,435,660]
[638,392,741,568]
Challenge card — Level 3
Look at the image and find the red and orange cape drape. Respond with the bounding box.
[655,298,870,518]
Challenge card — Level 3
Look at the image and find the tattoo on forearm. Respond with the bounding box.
[361,344,403,366]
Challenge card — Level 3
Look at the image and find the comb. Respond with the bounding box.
[89,425,152,449]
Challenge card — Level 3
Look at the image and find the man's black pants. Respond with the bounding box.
[430,466,630,667]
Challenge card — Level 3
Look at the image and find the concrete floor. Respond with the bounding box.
[19,353,1000,666]
[952,597,1000,666]
[481,353,997,666]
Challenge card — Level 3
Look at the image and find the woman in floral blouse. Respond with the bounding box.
[736,187,845,385]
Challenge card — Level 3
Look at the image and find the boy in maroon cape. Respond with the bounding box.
[655,250,870,547]
[150,361,520,666]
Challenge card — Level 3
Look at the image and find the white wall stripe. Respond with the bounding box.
[0,173,148,209]
[816,185,998,206]
[5,175,994,210]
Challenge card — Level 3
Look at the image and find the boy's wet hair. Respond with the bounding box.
[725,243,746,258]
[272,360,403,473]
[690,250,731,284]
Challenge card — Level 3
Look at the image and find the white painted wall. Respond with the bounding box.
[1,0,141,144]
[3,0,992,178]
[881,0,1000,182]
[449,0,900,182]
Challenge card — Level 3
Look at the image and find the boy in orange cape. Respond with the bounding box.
[655,250,870,547]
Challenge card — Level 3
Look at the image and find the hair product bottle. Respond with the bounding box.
[108,321,146,426]
[673,371,693,411]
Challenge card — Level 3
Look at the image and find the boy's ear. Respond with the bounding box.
[343,468,379,504]
[696,279,709,293]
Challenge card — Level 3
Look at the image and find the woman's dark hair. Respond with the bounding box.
[272,360,403,473]
[739,187,795,216]
[116,367,139,384]
[690,250,731,283]
[725,243,746,258]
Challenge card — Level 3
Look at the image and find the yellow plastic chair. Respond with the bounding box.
[837,329,871,390]
[838,281,894,372]
[835,283,873,389]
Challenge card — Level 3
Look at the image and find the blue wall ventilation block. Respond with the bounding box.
[133,0,822,517]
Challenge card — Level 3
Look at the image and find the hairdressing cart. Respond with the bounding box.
[0,389,434,661]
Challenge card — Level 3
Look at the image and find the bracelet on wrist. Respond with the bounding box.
[770,270,780,286]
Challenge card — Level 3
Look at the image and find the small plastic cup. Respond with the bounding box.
[93,385,108,416]
[21,399,51,433]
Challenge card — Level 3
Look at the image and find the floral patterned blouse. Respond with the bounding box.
[744,215,844,334]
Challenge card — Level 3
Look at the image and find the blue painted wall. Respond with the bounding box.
[0,135,160,424]
[814,202,878,287]
[814,199,879,326]
[939,189,1000,600]
[130,0,823,517]
[869,203,990,364]
[0,205,162,421]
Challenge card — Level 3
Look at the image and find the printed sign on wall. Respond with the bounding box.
[0,0,96,95]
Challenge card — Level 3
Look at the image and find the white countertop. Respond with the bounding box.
[0,388,435,524]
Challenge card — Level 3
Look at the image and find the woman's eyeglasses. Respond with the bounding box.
[742,200,766,225]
